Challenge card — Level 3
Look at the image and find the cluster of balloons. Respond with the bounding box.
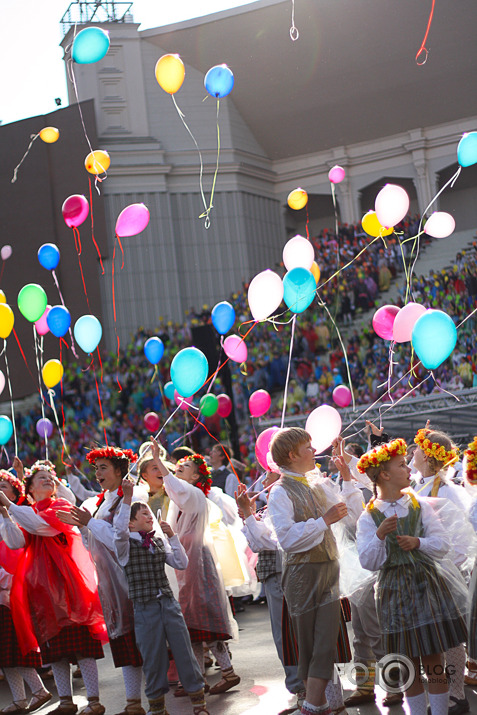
[155,53,235,99]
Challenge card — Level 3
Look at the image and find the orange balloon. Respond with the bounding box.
[155,54,185,94]
[311,262,321,284]
[85,149,110,175]
[40,127,60,143]
[287,188,308,210]
[362,211,393,238]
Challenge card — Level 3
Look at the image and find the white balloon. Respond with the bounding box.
[424,212,456,239]
[1,245,12,261]
[0,370,5,396]
[282,235,315,271]
[375,184,409,228]
[248,270,284,321]
[305,405,342,453]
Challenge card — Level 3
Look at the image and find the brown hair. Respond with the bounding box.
[130,502,149,521]
[270,427,311,468]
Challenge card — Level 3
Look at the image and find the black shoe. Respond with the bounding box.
[448,696,470,715]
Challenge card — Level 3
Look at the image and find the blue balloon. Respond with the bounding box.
[0,415,13,445]
[164,381,175,401]
[171,347,208,398]
[457,132,477,168]
[144,337,164,365]
[38,243,60,271]
[211,301,235,334]
[411,309,457,370]
[204,64,234,98]
[283,267,316,313]
[47,305,71,338]
[72,27,110,64]
[74,315,102,354]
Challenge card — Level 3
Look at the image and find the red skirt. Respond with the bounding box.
[0,605,41,668]
[110,631,143,668]
[188,627,233,644]
[40,624,104,665]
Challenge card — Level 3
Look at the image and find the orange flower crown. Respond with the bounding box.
[179,454,212,496]
[357,438,408,474]
[0,469,25,497]
[414,429,459,468]
[464,437,477,485]
[86,446,138,465]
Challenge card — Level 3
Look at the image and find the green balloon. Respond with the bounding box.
[199,393,219,417]
[17,284,48,322]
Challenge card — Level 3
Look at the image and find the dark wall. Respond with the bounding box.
[0,101,108,398]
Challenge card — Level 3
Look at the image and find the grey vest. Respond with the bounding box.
[124,536,174,602]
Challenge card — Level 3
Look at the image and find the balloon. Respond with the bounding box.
[17,284,48,322]
[42,359,64,389]
[0,370,4,395]
[393,302,427,343]
[248,270,284,321]
[74,315,102,353]
[372,305,400,340]
[332,385,352,408]
[155,54,185,94]
[283,267,316,313]
[115,203,150,237]
[144,337,164,364]
[411,310,457,370]
[283,235,314,271]
[217,393,232,418]
[144,412,160,433]
[47,306,71,338]
[199,394,219,417]
[36,418,53,439]
[85,149,110,175]
[223,335,248,363]
[361,210,394,237]
[0,304,14,339]
[164,381,175,401]
[62,195,89,228]
[287,188,308,210]
[35,306,51,336]
[457,132,477,168]
[0,291,6,304]
[204,64,234,98]
[38,243,60,271]
[211,301,235,335]
[72,27,110,64]
[1,246,12,261]
[39,127,59,143]
[174,390,194,411]
[328,165,345,184]
[255,426,280,470]
[171,347,208,397]
[0,416,13,446]
[424,212,456,239]
[249,390,271,418]
[310,262,321,284]
[375,184,409,229]
[305,405,342,453]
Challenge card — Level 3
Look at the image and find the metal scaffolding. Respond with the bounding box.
[60,1,134,36]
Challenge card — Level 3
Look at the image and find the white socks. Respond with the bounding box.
[325,670,344,710]
[405,692,427,715]
[16,667,46,695]
[122,665,143,700]
[4,668,27,703]
[192,643,205,674]
[207,641,232,672]
[428,692,449,715]
[51,660,73,698]
[446,644,466,700]
[77,658,99,699]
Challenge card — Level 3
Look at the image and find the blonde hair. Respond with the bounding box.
[270,427,311,468]
[415,428,458,474]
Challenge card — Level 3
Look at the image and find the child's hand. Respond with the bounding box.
[365,420,384,438]
[376,515,398,540]
[57,506,92,527]
[160,520,174,538]
[235,483,255,519]
[12,456,24,480]
[121,478,134,503]
[323,501,348,526]
[396,535,420,551]
[151,437,168,477]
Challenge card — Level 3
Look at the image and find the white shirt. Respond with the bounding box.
[411,473,471,512]
[242,512,278,553]
[81,485,148,553]
[7,502,59,539]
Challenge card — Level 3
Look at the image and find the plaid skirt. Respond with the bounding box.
[188,627,233,644]
[40,624,104,665]
[110,631,143,668]
[0,605,41,668]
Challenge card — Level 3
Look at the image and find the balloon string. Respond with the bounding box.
[128,404,183,483]
[88,177,105,274]
[415,0,436,65]
[290,0,299,40]
[0,261,5,285]
[67,59,95,156]
[92,355,108,445]
[202,320,257,390]
[199,98,221,229]
[11,133,40,184]
[11,328,37,385]
[52,269,78,357]
[97,346,103,383]
[305,204,310,239]
[3,341,18,456]
[111,235,122,392]
[47,388,71,461]
[33,327,48,461]
[59,352,68,465]
[185,406,241,485]
[72,228,91,310]
[280,315,296,428]
[117,235,125,270]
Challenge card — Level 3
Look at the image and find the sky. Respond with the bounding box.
[0,0,258,126]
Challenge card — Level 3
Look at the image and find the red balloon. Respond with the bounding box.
[144,412,160,433]
[62,194,89,228]
[217,393,232,418]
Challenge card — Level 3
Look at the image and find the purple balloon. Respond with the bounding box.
[115,203,150,237]
[36,418,53,439]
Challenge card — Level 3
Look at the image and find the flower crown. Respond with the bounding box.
[464,436,477,485]
[86,446,138,465]
[357,438,408,474]
[26,460,57,479]
[0,469,25,497]
[414,429,459,468]
[179,454,212,496]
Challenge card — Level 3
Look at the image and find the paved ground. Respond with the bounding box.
[1,603,477,714]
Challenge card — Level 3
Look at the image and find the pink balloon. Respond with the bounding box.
[249,389,272,418]
[217,393,232,418]
[282,235,314,271]
[144,411,160,432]
[35,305,51,336]
[255,426,280,470]
[174,390,194,410]
[305,405,342,453]
[328,165,346,184]
[332,385,352,408]
[393,302,427,343]
[115,203,150,238]
[375,184,409,229]
[265,450,279,472]
[0,370,4,396]
[424,212,456,239]
[1,245,12,261]
[372,305,400,340]
[223,335,248,363]
[62,194,89,228]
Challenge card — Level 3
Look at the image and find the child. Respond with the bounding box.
[355,438,468,715]
[113,479,208,715]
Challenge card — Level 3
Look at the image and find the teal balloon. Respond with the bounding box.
[457,132,477,167]
[74,315,102,354]
[72,27,110,64]
[170,347,208,397]
[164,381,175,400]
[283,267,316,313]
[0,415,13,445]
[411,310,457,370]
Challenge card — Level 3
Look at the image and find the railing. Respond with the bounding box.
[60,1,134,36]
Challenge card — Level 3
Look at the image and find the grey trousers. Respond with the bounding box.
[350,584,385,664]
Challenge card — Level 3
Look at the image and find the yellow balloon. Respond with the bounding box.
[42,359,64,389]
[362,211,393,237]
[39,127,60,143]
[287,188,308,210]
[0,290,6,304]
[155,54,185,94]
[311,261,321,284]
[0,304,14,339]
[85,150,111,175]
